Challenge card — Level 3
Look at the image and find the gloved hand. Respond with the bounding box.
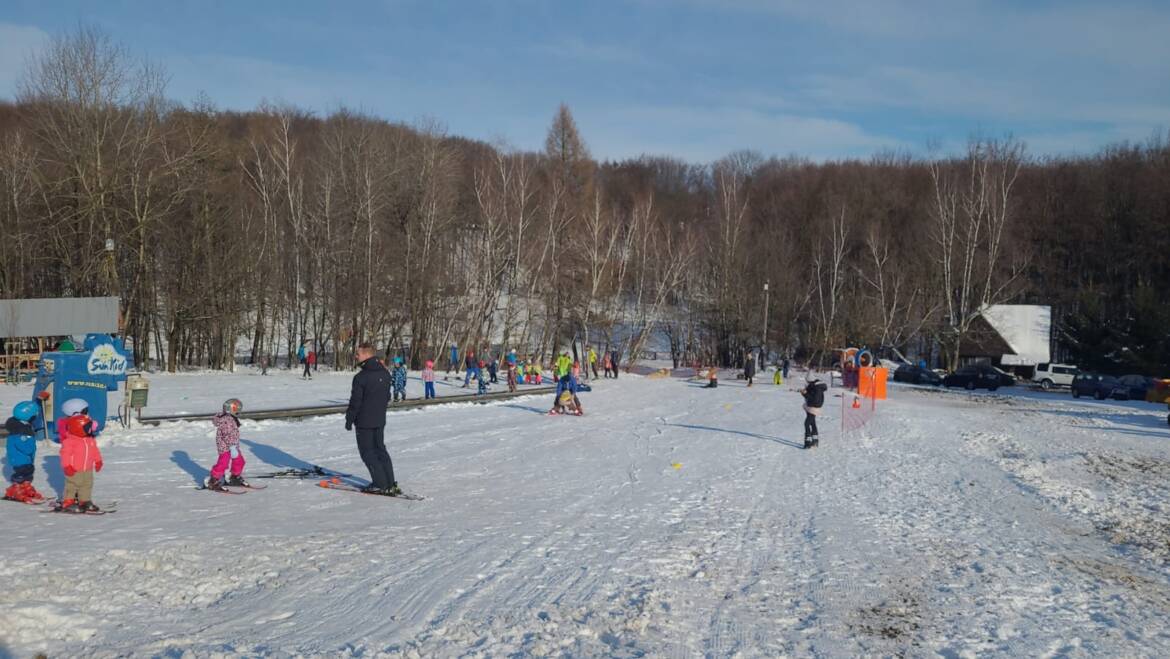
[63,465,76,477]
[95,460,103,472]
[345,421,353,431]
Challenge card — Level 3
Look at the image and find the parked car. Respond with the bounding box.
[1032,363,1079,390]
[943,365,1003,391]
[1117,374,1155,400]
[893,364,942,386]
[1070,373,1126,400]
[990,366,1017,387]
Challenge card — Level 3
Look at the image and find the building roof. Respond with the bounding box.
[0,297,120,338]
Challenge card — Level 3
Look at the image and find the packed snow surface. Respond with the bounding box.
[2,373,1169,656]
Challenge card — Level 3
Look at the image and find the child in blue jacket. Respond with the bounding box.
[391,357,408,402]
[4,401,45,503]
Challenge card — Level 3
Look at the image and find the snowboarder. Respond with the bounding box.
[391,357,408,402]
[744,353,756,387]
[206,398,249,490]
[4,401,45,503]
[58,401,104,512]
[801,374,828,448]
[422,360,436,399]
[345,343,399,495]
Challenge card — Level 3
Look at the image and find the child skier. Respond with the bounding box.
[391,357,408,402]
[506,358,517,392]
[552,390,583,416]
[476,359,489,395]
[58,404,104,512]
[706,366,719,388]
[422,360,437,399]
[207,398,248,491]
[4,401,45,503]
[800,375,828,449]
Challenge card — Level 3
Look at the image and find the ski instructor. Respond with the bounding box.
[345,342,401,495]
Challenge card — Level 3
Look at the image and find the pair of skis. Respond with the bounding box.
[316,476,424,501]
[195,481,268,495]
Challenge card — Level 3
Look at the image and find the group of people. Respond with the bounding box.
[4,397,106,511]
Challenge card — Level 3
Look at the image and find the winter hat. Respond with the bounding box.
[223,398,243,415]
[559,391,573,404]
[393,356,403,365]
[13,401,39,422]
[62,398,89,416]
[425,360,434,368]
[806,373,818,383]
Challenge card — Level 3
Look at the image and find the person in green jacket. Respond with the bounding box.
[555,351,572,379]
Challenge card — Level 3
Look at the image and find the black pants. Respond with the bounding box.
[355,427,396,488]
[11,463,33,484]
[302,361,312,378]
[804,412,818,438]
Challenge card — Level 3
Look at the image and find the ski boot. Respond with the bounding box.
[360,484,382,495]
[205,477,227,492]
[21,482,45,503]
[80,501,101,513]
[382,483,403,497]
[803,436,813,449]
[811,435,820,448]
[59,498,82,513]
[226,475,249,488]
[3,483,24,502]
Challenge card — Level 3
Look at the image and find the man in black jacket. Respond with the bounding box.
[345,343,399,494]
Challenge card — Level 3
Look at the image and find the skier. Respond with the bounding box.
[782,357,790,381]
[463,350,477,388]
[610,349,620,378]
[555,350,572,380]
[744,353,756,387]
[505,356,518,392]
[773,365,783,385]
[391,357,408,402]
[308,346,318,374]
[488,355,499,384]
[801,374,828,449]
[476,359,489,395]
[298,341,309,378]
[4,401,45,503]
[603,352,614,378]
[58,402,104,512]
[448,344,459,375]
[551,390,583,416]
[422,360,437,399]
[345,343,399,495]
[206,398,249,491]
[706,366,719,388]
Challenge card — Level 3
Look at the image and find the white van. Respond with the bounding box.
[1032,363,1079,390]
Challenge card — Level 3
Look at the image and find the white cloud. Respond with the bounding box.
[581,103,906,163]
[0,23,51,99]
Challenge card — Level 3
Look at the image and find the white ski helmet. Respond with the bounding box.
[62,398,89,416]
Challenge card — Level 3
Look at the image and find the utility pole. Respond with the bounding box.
[762,281,770,362]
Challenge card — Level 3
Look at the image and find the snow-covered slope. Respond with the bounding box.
[1,376,1168,656]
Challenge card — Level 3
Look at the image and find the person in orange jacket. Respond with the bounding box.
[58,402,104,513]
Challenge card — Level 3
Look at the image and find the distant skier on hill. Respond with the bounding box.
[800,375,828,449]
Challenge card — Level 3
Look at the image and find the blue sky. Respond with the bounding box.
[1,0,1168,162]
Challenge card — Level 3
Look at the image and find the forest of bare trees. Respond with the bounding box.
[2,29,1169,375]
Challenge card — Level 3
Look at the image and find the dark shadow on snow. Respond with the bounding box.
[41,453,64,498]
[663,422,806,449]
[239,438,369,488]
[501,403,550,415]
[170,450,207,486]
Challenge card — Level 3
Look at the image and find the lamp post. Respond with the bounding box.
[762,281,770,361]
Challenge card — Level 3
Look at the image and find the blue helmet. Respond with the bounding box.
[13,400,39,422]
[393,357,403,365]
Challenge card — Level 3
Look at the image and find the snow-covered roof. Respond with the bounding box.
[980,305,1051,366]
